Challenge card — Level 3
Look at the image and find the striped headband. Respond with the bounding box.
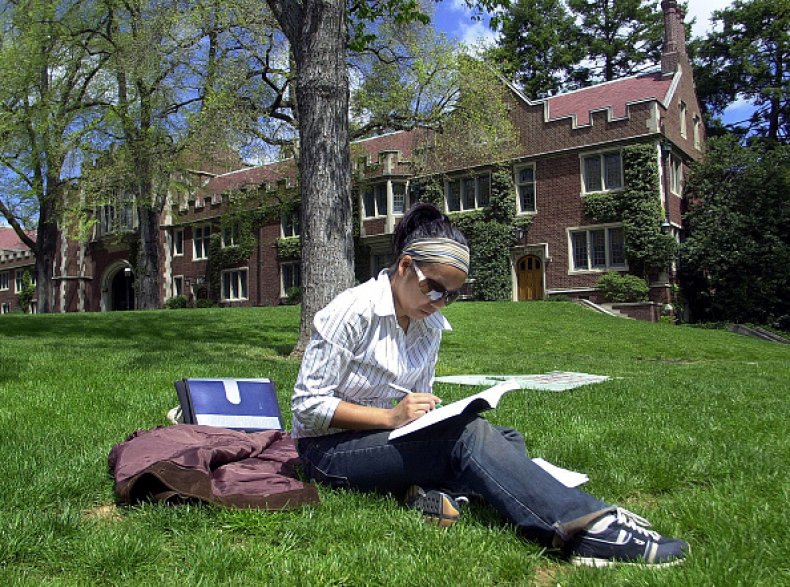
[402,238,470,273]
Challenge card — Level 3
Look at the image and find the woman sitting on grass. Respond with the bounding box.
[291,202,688,567]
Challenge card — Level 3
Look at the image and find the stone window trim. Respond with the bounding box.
[280,261,301,297]
[221,267,248,301]
[579,149,624,195]
[193,224,211,261]
[444,172,492,213]
[514,163,537,215]
[566,223,628,274]
[173,229,184,256]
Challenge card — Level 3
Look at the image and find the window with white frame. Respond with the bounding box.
[679,101,687,138]
[172,229,184,256]
[362,184,387,218]
[669,155,683,195]
[193,225,210,260]
[569,225,627,272]
[221,222,239,248]
[392,183,407,214]
[446,173,491,212]
[281,210,300,237]
[1,302,9,314]
[172,275,184,297]
[0,271,8,291]
[29,301,37,314]
[281,262,301,295]
[582,151,623,193]
[515,164,536,213]
[221,268,248,301]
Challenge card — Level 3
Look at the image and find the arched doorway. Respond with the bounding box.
[517,255,544,301]
[101,262,136,311]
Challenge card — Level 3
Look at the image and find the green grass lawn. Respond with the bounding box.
[1,302,788,586]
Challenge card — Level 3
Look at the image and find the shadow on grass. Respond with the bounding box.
[1,308,299,355]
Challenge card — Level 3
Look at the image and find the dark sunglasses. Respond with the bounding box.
[412,263,461,305]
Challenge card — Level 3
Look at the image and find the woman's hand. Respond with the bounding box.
[388,392,442,428]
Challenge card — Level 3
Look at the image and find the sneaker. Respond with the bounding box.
[404,485,462,528]
[566,508,689,567]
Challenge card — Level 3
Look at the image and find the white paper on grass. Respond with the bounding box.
[434,371,610,392]
[531,458,589,488]
[388,379,521,440]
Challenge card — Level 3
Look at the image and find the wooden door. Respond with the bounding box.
[517,255,544,301]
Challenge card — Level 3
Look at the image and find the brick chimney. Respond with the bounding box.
[661,0,687,75]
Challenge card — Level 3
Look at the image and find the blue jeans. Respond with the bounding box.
[297,413,611,546]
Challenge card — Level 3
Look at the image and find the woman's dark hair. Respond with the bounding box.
[393,202,468,257]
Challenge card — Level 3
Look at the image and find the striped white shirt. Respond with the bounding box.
[291,270,451,439]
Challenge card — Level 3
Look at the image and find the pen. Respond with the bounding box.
[388,383,413,396]
[388,383,442,408]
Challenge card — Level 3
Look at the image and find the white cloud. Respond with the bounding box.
[685,0,734,39]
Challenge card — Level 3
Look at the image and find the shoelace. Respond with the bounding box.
[615,507,662,541]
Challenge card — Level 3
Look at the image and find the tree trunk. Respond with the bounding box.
[289,0,355,355]
[136,205,162,310]
[34,180,61,313]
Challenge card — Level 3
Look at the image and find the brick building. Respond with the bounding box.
[0,0,703,315]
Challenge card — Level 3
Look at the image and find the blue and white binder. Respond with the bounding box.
[174,378,284,432]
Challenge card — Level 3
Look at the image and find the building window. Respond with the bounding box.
[1,302,9,314]
[679,101,687,138]
[221,222,239,248]
[569,225,627,272]
[515,164,536,213]
[15,269,34,293]
[172,275,184,297]
[669,155,683,195]
[96,199,136,237]
[193,225,210,260]
[0,271,8,291]
[392,183,407,215]
[363,184,388,218]
[281,262,301,295]
[29,301,37,314]
[582,151,623,193]
[282,210,300,237]
[446,173,491,212]
[173,229,184,256]
[221,268,248,301]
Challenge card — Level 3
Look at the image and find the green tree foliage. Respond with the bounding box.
[692,0,789,143]
[0,0,107,312]
[680,136,790,323]
[487,0,582,98]
[566,0,664,84]
[350,19,459,136]
[15,270,36,313]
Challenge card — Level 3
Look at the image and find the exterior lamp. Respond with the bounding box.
[660,218,672,234]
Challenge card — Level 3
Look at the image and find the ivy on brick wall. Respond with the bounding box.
[194,188,300,302]
[276,236,301,261]
[434,165,530,301]
[582,143,677,277]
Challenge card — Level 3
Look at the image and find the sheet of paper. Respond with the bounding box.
[388,379,521,440]
[532,457,589,487]
[434,371,609,392]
